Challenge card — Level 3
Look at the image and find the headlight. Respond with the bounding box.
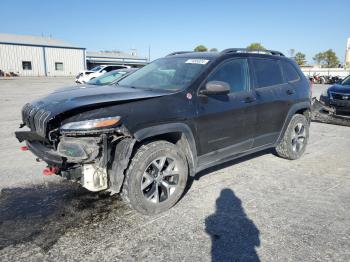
[61,116,121,130]
[321,89,328,97]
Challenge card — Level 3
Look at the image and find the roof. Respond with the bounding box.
[86,51,147,60]
[168,51,220,59]
[0,33,84,49]
[169,49,287,60]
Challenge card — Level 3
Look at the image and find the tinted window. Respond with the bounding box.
[252,59,283,88]
[104,66,114,72]
[207,59,249,93]
[281,61,300,82]
[109,66,123,71]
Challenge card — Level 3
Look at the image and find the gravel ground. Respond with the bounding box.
[0,78,349,261]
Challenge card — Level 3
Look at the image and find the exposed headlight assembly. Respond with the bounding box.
[321,89,328,97]
[61,116,121,131]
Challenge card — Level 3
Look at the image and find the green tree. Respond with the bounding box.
[194,45,208,52]
[246,42,266,50]
[295,52,306,66]
[210,48,218,52]
[323,49,339,68]
[313,49,339,68]
[313,52,325,65]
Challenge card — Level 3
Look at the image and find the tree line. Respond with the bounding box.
[193,43,341,68]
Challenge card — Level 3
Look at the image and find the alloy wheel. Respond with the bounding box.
[291,123,306,153]
[141,156,180,203]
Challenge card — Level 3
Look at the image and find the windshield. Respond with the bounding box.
[117,57,210,90]
[87,70,127,85]
[90,66,104,72]
[341,75,350,86]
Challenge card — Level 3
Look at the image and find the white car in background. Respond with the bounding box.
[76,65,130,84]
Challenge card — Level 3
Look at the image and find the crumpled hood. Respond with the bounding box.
[328,84,350,94]
[30,84,173,116]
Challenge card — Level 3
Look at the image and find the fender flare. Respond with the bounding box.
[276,101,311,145]
[133,123,198,175]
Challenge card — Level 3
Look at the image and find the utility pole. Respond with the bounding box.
[148,45,151,62]
[289,48,295,58]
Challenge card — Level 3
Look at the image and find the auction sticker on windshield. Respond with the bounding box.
[185,59,209,64]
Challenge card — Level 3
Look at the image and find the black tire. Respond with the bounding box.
[122,141,188,215]
[275,114,309,160]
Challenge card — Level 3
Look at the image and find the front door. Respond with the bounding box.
[195,58,257,166]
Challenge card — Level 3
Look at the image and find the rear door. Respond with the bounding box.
[251,58,297,147]
[195,58,257,162]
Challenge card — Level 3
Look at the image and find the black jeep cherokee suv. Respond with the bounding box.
[15,48,311,214]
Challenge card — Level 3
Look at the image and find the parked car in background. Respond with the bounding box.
[87,68,138,86]
[76,65,130,84]
[319,74,350,116]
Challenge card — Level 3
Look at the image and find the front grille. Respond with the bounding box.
[22,103,52,137]
[330,92,350,101]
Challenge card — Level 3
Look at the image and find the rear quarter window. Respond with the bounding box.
[281,61,300,82]
[252,58,283,88]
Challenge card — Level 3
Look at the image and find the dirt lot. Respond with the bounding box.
[0,78,350,261]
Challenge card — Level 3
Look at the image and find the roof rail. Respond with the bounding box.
[220,48,285,57]
[166,51,193,56]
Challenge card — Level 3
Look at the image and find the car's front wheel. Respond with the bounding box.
[275,114,309,160]
[122,141,188,215]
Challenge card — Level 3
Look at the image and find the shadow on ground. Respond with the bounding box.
[0,149,270,254]
[180,149,273,203]
[205,188,260,261]
[0,182,127,251]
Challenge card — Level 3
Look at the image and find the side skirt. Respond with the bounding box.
[196,142,274,173]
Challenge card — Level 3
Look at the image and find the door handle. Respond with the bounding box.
[243,96,256,103]
[286,89,295,95]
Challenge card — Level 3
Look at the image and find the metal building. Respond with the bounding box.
[0,33,85,76]
[86,51,148,69]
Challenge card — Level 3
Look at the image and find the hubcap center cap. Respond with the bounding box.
[155,173,163,183]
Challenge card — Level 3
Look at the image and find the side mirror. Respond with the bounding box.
[101,70,107,74]
[200,81,230,96]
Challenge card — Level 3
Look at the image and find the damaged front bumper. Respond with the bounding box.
[319,95,350,115]
[15,129,135,193]
[26,140,64,166]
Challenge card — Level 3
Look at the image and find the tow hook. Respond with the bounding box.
[43,166,59,176]
[20,146,29,151]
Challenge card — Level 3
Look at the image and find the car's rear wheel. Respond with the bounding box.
[122,141,188,215]
[275,114,309,160]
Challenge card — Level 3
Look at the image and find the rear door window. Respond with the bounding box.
[252,58,283,88]
[104,66,114,72]
[281,61,300,82]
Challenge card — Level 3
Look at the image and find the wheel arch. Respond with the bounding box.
[276,101,311,145]
[133,123,198,177]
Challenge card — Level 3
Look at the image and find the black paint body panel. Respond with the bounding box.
[17,52,311,172]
